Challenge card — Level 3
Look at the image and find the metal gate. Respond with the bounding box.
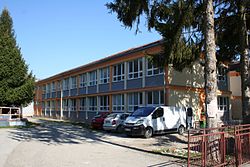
[187,124,250,167]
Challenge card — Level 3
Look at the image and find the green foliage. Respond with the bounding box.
[0,8,35,107]
[107,0,204,71]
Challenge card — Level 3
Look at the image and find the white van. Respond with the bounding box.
[123,106,187,138]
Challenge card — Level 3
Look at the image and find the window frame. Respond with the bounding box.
[80,73,87,88]
[99,67,110,84]
[128,92,143,112]
[128,58,143,79]
[89,71,97,86]
[112,94,125,112]
[146,60,164,76]
[99,95,109,111]
[113,63,125,82]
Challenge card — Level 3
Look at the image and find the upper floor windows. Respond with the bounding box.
[51,82,56,92]
[128,58,143,79]
[113,63,125,82]
[80,73,87,88]
[217,67,227,82]
[63,78,69,90]
[42,85,46,94]
[57,80,61,91]
[71,76,77,89]
[89,71,97,86]
[46,83,51,94]
[146,60,164,76]
[100,67,110,84]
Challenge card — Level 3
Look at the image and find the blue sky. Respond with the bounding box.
[0,0,161,80]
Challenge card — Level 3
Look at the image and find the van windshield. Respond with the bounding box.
[131,107,155,117]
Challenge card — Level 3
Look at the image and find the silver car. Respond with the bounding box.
[103,113,130,132]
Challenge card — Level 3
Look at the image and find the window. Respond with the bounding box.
[80,98,87,111]
[71,76,77,89]
[80,73,87,88]
[100,67,110,84]
[46,101,50,111]
[146,90,164,106]
[46,83,51,94]
[42,102,45,111]
[63,78,69,90]
[42,85,46,94]
[51,82,56,92]
[51,100,55,110]
[70,99,76,111]
[57,100,61,110]
[57,80,61,91]
[128,58,143,79]
[218,96,228,112]
[112,94,124,111]
[146,60,164,76]
[89,96,97,111]
[113,63,125,82]
[63,99,69,111]
[128,92,143,112]
[217,67,227,81]
[89,71,97,86]
[99,95,109,111]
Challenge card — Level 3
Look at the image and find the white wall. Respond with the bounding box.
[22,102,34,117]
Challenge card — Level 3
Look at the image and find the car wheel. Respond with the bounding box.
[116,125,123,133]
[178,125,185,135]
[144,127,153,138]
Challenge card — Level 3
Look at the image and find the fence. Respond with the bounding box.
[187,124,250,167]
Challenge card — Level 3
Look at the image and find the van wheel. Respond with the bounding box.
[144,127,153,138]
[178,125,185,135]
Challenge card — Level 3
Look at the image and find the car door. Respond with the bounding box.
[151,108,164,132]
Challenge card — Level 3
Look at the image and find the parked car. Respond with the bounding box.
[103,113,130,132]
[124,106,187,138]
[91,112,110,129]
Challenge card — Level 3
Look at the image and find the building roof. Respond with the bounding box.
[36,40,163,84]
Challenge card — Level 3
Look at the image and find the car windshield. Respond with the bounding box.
[106,113,117,118]
[131,107,155,117]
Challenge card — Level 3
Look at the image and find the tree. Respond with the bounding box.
[216,0,250,123]
[107,0,219,127]
[0,8,35,107]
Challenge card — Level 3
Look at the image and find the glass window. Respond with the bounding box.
[63,78,69,90]
[42,102,45,111]
[46,83,51,93]
[51,82,56,92]
[89,96,97,111]
[113,63,125,82]
[146,60,164,76]
[70,99,76,111]
[112,94,124,112]
[217,67,227,81]
[218,96,228,112]
[42,85,46,94]
[46,101,50,111]
[99,95,109,111]
[57,81,61,91]
[128,58,143,79]
[63,99,69,111]
[146,90,164,106]
[80,73,87,88]
[80,98,87,111]
[57,100,61,111]
[71,76,77,89]
[51,100,55,110]
[128,92,143,112]
[100,67,110,84]
[89,71,97,86]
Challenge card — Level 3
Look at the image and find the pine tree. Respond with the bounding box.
[0,8,35,107]
[107,0,219,128]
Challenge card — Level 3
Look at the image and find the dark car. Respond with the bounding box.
[91,112,110,129]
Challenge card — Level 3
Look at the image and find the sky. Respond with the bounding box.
[0,0,161,80]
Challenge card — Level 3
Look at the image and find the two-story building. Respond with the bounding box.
[34,40,232,125]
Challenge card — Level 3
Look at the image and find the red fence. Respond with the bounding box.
[187,124,250,167]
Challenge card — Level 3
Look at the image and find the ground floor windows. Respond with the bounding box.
[218,96,229,112]
[79,98,87,111]
[99,95,109,111]
[128,92,143,112]
[89,96,97,111]
[112,94,124,112]
[63,99,69,111]
[146,90,164,106]
[70,99,77,111]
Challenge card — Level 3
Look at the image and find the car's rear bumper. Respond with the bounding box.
[103,125,117,131]
[123,125,145,136]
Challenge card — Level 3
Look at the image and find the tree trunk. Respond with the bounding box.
[204,0,218,128]
[239,2,250,124]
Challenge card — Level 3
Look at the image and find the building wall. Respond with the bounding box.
[34,41,232,124]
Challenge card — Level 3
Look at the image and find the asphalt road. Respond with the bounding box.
[0,120,185,167]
